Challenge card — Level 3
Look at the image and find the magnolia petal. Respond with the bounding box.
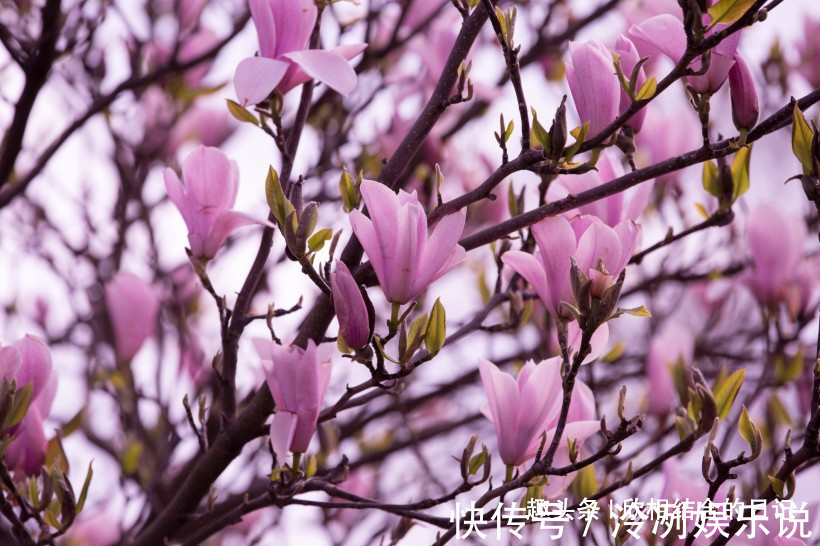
[284,49,360,96]
[270,411,298,465]
[234,56,289,106]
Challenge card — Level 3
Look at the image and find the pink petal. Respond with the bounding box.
[349,210,389,290]
[628,14,687,62]
[203,210,273,260]
[574,221,622,275]
[567,40,620,136]
[478,359,522,466]
[270,410,298,464]
[234,56,290,107]
[501,250,553,314]
[532,216,577,315]
[249,0,278,58]
[283,49,360,96]
[13,335,52,401]
[269,0,316,56]
[416,210,467,294]
[0,346,22,381]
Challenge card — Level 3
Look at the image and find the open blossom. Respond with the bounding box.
[349,179,466,304]
[479,358,599,469]
[743,204,807,310]
[5,336,56,476]
[331,261,374,350]
[234,0,367,106]
[164,146,271,260]
[566,40,621,136]
[260,340,332,463]
[502,215,639,317]
[105,273,160,362]
[629,14,740,94]
[553,151,653,227]
[646,323,694,416]
[728,53,759,132]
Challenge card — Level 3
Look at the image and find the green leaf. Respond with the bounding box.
[707,0,757,26]
[730,145,752,200]
[467,450,486,476]
[602,341,626,362]
[738,405,758,453]
[564,122,590,160]
[769,474,786,498]
[702,160,721,197]
[265,166,294,227]
[694,202,710,219]
[713,368,745,420]
[424,298,446,355]
[76,462,93,514]
[121,441,143,475]
[635,77,657,101]
[226,99,259,126]
[4,382,33,429]
[504,119,515,142]
[307,228,333,253]
[338,171,359,213]
[792,104,815,174]
[372,336,400,364]
[407,314,429,351]
[530,108,551,150]
[617,305,652,318]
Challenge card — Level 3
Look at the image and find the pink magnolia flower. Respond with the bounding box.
[743,204,807,310]
[164,146,271,260]
[260,340,332,463]
[566,40,621,136]
[0,345,22,380]
[331,261,374,350]
[479,358,599,468]
[349,179,466,304]
[234,0,367,106]
[796,18,820,89]
[105,273,160,362]
[613,35,647,132]
[166,104,234,157]
[728,53,759,132]
[6,336,56,476]
[629,14,741,94]
[553,151,653,227]
[646,323,694,416]
[64,509,121,546]
[502,215,639,317]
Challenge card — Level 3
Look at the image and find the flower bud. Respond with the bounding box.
[728,53,759,132]
[331,262,374,350]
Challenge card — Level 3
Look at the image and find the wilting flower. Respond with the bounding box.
[554,151,653,227]
[105,273,160,362]
[349,179,466,304]
[566,40,621,136]
[260,340,332,463]
[331,261,374,350]
[502,215,639,317]
[479,358,598,468]
[743,204,807,311]
[234,0,367,105]
[5,336,56,476]
[728,53,759,132]
[612,35,647,132]
[646,323,694,416]
[164,146,271,260]
[629,14,740,94]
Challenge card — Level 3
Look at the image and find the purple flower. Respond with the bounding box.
[331,261,374,350]
[502,215,639,317]
[234,0,367,105]
[164,146,272,260]
[349,179,466,304]
[105,273,161,362]
[566,40,621,136]
[728,53,759,132]
[260,340,332,463]
[479,358,598,469]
